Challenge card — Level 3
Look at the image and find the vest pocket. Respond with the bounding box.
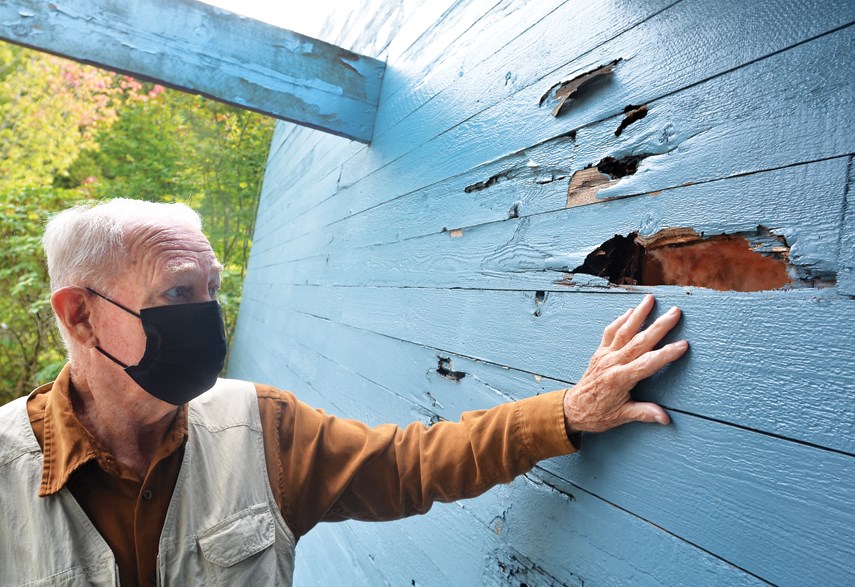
[197,504,275,567]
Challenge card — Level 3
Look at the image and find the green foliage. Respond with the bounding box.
[0,187,89,404]
[0,41,274,402]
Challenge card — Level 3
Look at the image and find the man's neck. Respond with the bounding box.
[69,364,179,480]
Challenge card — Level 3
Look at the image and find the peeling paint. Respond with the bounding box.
[484,548,578,587]
[615,103,648,136]
[540,58,621,117]
[566,167,615,207]
[448,228,463,238]
[535,173,568,185]
[565,153,652,207]
[570,227,800,291]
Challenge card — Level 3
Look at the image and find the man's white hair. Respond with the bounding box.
[43,198,202,293]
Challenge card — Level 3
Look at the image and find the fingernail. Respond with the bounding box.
[674,340,688,350]
[667,306,679,315]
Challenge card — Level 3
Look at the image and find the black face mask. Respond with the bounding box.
[87,288,228,405]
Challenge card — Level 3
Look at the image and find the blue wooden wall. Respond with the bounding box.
[229,1,855,584]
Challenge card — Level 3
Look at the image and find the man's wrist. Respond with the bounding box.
[561,388,583,450]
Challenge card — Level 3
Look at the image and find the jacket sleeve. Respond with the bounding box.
[255,385,577,539]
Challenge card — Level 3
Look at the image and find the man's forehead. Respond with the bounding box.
[128,223,221,274]
[163,257,223,275]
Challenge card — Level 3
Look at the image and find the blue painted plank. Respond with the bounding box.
[266,25,855,254]
[250,159,845,290]
[839,157,855,296]
[0,0,385,142]
[293,521,390,586]
[372,0,574,135]
[262,153,847,274]
[542,413,855,587]
[236,286,855,455]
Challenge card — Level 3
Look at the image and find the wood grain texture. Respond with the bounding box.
[227,0,855,584]
[237,286,855,455]
[323,0,855,223]
[229,314,769,587]
[250,159,846,290]
[0,0,385,142]
[838,157,855,296]
[230,305,852,586]
[260,23,855,255]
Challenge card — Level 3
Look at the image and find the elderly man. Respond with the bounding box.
[0,199,688,586]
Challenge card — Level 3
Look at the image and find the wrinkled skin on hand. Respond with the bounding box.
[563,294,688,434]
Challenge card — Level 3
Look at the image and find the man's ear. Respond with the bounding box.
[51,287,96,347]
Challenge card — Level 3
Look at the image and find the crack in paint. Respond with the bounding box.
[464,170,512,193]
[615,103,649,136]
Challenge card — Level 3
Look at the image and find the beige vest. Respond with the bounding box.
[0,378,296,586]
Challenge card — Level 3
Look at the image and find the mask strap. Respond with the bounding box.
[86,287,141,318]
[86,287,136,370]
[95,346,130,369]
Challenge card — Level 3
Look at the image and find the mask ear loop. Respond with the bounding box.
[94,345,130,369]
[85,287,141,318]
[85,287,140,369]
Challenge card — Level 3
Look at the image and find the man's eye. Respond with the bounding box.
[165,287,185,299]
[208,285,220,299]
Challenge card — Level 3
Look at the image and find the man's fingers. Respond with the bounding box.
[620,401,670,425]
[618,306,683,360]
[612,294,655,348]
[624,340,689,381]
[601,308,633,347]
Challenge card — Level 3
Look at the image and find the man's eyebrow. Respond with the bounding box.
[163,260,224,274]
[165,261,198,274]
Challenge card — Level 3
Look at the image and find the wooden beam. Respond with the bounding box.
[0,0,386,143]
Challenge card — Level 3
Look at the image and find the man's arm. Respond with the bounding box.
[257,294,687,539]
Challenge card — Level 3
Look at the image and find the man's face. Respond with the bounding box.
[90,222,222,368]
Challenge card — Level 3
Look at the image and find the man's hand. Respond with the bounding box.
[563,294,688,434]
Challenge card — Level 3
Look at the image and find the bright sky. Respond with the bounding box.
[199,0,340,38]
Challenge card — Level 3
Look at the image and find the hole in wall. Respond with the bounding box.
[533,290,547,316]
[596,154,647,178]
[437,357,466,382]
[570,227,792,291]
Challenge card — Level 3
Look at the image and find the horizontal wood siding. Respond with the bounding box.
[230,0,855,584]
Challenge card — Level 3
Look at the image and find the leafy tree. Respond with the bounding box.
[0,187,90,403]
[0,43,156,190]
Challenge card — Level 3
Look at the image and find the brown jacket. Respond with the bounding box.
[26,364,576,586]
